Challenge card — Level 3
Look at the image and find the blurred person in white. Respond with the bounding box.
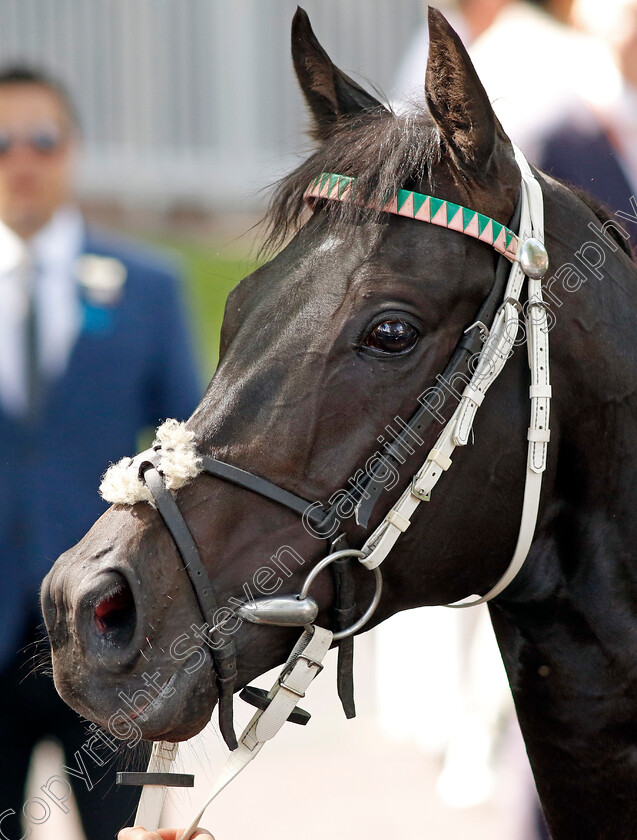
[532,0,637,226]
[392,0,584,152]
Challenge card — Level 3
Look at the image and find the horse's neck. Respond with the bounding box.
[489,383,637,839]
[491,577,637,839]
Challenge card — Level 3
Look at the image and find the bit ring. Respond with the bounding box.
[300,548,383,640]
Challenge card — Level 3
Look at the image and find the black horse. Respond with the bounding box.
[42,8,637,839]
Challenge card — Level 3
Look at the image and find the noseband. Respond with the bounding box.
[106,144,550,839]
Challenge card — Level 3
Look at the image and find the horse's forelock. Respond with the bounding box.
[262,105,442,255]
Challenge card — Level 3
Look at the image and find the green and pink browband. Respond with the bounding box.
[304,173,519,261]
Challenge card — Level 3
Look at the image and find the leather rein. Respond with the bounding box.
[106,144,550,838]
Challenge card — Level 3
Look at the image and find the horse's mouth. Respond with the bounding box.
[127,676,171,721]
[119,660,218,741]
[54,642,218,743]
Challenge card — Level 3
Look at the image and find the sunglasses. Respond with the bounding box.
[0,125,68,156]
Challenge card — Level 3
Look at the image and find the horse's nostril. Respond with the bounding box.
[94,577,136,645]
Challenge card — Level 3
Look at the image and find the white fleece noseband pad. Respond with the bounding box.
[99,419,202,506]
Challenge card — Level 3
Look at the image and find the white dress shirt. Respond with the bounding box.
[391,2,595,156]
[0,206,84,417]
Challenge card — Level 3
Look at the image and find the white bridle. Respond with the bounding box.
[133,144,550,837]
[360,145,551,607]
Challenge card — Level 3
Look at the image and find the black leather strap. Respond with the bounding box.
[331,557,357,719]
[143,467,224,628]
[201,455,334,528]
[142,464,238,750]
[239,685,311,725]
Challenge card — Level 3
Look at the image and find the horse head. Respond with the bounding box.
[41,8,637,838]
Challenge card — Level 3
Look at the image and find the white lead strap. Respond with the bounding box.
[177,625,332,840]
[134,742,179,832]
[133,626,333,839]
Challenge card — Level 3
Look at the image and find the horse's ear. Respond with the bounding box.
[292,7,386,139]
[425,7,502,174]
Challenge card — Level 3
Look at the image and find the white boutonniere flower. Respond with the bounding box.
[74,255,127,305]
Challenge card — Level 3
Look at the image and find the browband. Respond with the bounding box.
[304,172,520,261]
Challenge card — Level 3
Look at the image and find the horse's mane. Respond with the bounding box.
[264,104,441,252]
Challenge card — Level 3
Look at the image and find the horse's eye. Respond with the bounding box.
[364,319,419,354]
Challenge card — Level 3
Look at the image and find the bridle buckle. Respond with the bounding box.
[278,654,325,697]
[500,296,523,314]
[411,476,431,502]
[463,320,490,340]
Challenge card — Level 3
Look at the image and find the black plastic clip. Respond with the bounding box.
[239,685,311,725]
[116,772,194,787]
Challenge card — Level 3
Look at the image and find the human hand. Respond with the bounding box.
[118,828,214,840]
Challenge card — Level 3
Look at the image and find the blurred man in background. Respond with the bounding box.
[0,67,201,840]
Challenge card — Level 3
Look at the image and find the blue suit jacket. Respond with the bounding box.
[0,227,202,670]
